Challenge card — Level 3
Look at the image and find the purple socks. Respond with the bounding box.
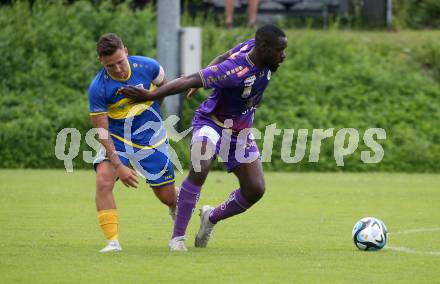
[209,188,251,224]
[172,179,201,238]
[172,182,254,238]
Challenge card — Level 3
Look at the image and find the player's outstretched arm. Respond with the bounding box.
[91,114,139,188]
[119,72,203,102]
[207,50,231,67]
[186,50,230,99]
[156,76,168,105]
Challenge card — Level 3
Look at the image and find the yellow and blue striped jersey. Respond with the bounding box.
[88,56,166,149]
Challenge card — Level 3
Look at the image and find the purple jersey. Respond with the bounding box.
[196,39,271,132]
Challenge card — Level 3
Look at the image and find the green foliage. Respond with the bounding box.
[0,0,155,169]
[393,0,440,29]
[180,29,440,172]
[0,1,439,172]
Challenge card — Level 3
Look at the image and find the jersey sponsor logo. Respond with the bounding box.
[207,74,228,84]
[237,67,250,78]
[225,66,244,76]
[207,76,217,84]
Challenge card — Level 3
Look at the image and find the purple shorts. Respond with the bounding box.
[191,113,260,172]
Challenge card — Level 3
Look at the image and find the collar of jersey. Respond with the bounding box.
[245,50,255,67]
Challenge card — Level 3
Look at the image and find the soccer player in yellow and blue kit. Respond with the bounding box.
[88,33,178,253]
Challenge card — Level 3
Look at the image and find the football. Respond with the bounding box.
[352,217,388,251]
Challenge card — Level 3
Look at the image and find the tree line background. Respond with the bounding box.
[0,0,439,172]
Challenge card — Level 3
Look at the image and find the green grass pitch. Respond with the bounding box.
[1,170,439,283]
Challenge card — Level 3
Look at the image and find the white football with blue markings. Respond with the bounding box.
[352,217,388,251]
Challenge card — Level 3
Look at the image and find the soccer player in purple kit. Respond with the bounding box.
[119,24,287,251]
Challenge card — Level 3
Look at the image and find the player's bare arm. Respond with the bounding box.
[90,114,138,188]
[207,50,232,66]
[156,76,168,105]
[119,72,203,102]
[186,50,232,99]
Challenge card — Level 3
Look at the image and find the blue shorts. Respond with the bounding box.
[93,137,175,188]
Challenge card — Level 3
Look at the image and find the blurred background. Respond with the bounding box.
[0,0,439,172]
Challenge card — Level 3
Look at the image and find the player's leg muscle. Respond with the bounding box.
[152,184,177,207]
[95,161,117,210]
[188,140,216,186]
[232,159,266,204]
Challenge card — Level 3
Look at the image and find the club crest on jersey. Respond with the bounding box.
[209,65,218,72]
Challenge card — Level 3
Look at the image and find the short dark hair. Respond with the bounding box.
[96,33,124,57]
[255,24,286,44]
